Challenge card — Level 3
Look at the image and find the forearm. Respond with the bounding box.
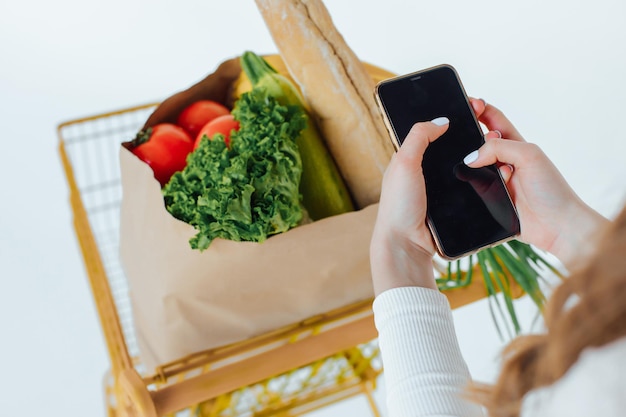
[374,287,485,417]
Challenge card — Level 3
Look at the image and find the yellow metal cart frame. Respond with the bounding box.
[58,104,500,417]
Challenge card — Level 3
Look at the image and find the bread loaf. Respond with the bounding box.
[254,0,394,208]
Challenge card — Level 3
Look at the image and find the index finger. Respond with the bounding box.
[479,103,525,142]
[469,97,486,119]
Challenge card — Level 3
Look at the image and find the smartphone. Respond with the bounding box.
[374,64,520,260]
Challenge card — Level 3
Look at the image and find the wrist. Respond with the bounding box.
[550,202,608,272]
[370,231,437,296]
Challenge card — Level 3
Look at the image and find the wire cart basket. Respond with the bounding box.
[58,102,500,417]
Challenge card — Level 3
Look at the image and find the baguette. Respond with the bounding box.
[254,0,394,208]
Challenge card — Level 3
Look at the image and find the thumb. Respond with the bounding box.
[399,117,450,161]
[463,138,538,169]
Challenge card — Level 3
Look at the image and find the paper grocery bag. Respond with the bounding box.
[119,146,377,371]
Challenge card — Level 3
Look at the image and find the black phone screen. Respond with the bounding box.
[376,65,520,259]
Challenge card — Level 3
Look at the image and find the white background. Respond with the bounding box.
[1,0,625,416]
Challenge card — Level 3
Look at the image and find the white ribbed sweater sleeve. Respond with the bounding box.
[373,286,485,417]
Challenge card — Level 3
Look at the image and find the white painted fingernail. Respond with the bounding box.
[463,150,479,165]
[431,117,449,126]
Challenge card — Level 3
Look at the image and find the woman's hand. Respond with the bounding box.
[370,117,450,296]
[467,102,607,270]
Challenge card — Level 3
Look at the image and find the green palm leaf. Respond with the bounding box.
[436,241,563,337]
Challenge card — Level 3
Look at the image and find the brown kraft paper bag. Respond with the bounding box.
[119,57,377,372]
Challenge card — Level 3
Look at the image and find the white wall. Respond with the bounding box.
[1,0,624,416]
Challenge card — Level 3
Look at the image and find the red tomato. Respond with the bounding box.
[130,123,193,187]
[176,100,230,138]
[194,114,240,149]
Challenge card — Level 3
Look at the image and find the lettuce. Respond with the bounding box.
[163,88,306,250]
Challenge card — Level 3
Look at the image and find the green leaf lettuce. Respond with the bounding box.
[163,88,306,250]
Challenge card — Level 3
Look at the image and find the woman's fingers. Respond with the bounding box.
[478,103,525,142]
[483,129,513,181]
[499,164,514,183]
[469,97,486,118]
[484,129,502,141]
[398,117,450,164]
[464,138,543,169]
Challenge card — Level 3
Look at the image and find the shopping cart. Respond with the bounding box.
[58,102,502,417]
